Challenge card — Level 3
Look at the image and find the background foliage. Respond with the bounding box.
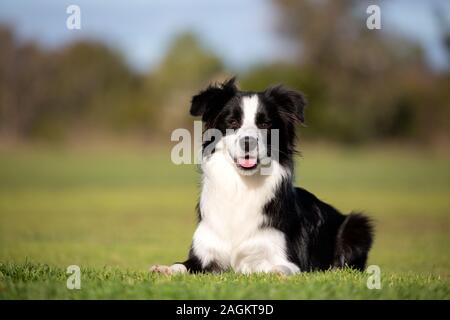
[0,0,449,145]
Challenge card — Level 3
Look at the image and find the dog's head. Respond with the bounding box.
[190,78,305,175]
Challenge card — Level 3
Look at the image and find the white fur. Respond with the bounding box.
[149,263,187,274]
[241,95,259,128]
[169,263,188,273]
[192,95,300,274]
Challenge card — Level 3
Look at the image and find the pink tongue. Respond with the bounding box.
[238,158,257,168]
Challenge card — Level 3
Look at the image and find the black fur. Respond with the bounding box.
[180,78,374,273]
[262,179,373,271]
[177,247,223,273]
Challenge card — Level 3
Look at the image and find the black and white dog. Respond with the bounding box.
[150,78,373,275]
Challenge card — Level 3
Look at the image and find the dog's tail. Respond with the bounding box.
[333,212,374,271]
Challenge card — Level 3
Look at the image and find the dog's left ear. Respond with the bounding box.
[190,77,238,119]
[264,85,306,123]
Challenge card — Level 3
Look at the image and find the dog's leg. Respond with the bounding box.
[149,249,197,275]
[187,223,230,273]
[270,265,299,275]
[235,260,299,275]
[232,228,300,275]
[149,263,187,275]
[150,247,225,274]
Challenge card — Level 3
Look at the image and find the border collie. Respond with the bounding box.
[150,78,373,275]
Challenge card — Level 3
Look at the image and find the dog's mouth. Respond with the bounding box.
[235,156,258,170]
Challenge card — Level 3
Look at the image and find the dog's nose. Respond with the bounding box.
[239,136,257,152]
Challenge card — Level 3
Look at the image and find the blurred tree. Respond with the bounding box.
[1,1,449,146]
[265,0,449,144]
[147,32,225,132]
[0,26,57,138]
[52,41,151,133]
[151,32,223,90]
[0,25,154,140]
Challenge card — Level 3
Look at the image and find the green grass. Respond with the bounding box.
[0,144,449,299]
[1,262,448,299]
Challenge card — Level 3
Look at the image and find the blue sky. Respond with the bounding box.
[0,0,448,72]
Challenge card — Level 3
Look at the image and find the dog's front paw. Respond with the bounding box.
[149,265,172,274]
[149,264,187,275]
[271,265,295,275]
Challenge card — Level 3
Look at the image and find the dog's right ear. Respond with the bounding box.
[190,77,237,118]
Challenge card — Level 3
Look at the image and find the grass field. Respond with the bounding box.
[0,144,449,299]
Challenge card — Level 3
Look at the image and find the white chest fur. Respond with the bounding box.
[192,147,300,274]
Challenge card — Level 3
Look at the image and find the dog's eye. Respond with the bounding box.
[259,121,272,129]
[229,120,239,129]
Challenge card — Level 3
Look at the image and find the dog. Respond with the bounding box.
[150,78,373,275]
